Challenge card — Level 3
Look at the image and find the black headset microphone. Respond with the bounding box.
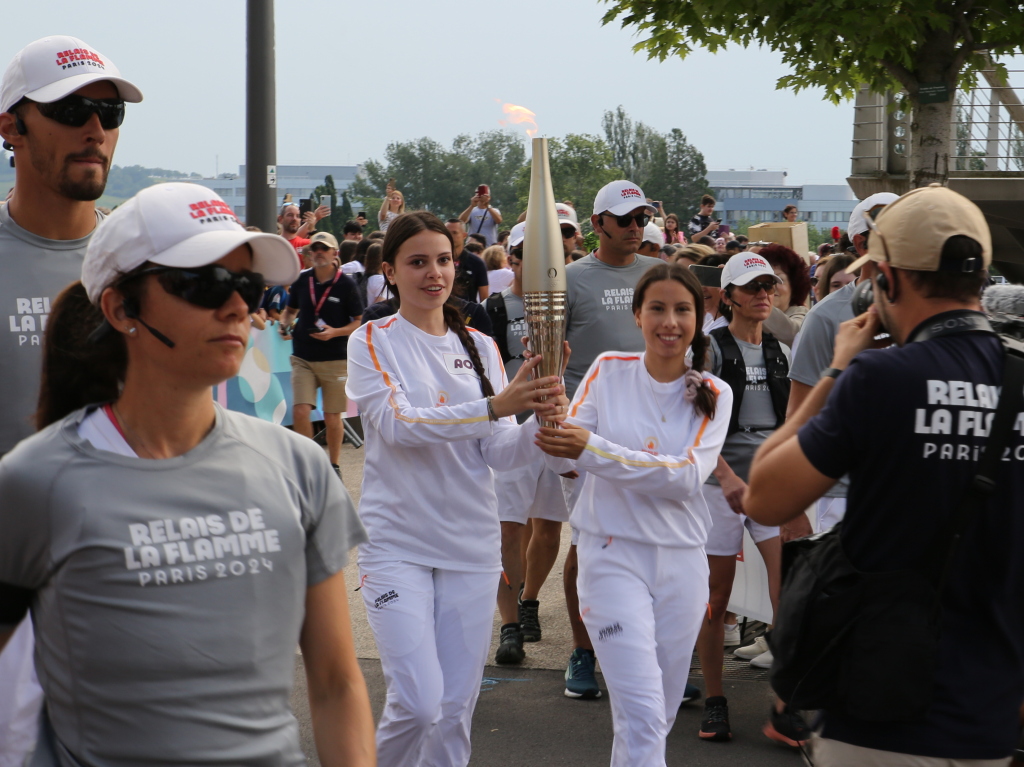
[122,299,176,349]
[2,114,27,167]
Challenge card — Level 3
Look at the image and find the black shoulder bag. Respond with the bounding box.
[769,325,1024,722]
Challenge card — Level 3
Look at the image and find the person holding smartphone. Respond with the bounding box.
[689,195,720,241]
[458,184,503,247]
[279,231,364,479]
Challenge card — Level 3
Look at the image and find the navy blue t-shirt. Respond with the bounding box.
[798,321,1024,759]
[452,251,489,302]
[287,268,364,362]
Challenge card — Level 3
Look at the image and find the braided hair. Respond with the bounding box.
[632,262,718,420]
[381,211,494,398]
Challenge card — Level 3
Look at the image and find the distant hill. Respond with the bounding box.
[0,161,200,208]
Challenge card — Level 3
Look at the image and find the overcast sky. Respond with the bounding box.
[5,2,1022,189]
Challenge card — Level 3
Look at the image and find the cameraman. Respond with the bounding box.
[746,186,1024,764]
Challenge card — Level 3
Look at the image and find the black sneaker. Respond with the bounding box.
[763,705,810,747]
[699,696,732,741]
[331,463,342,481]
[519,599,541,642]
[495,623,525,665]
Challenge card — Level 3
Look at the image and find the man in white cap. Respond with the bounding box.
[783,191,899,536]
[638,222,664,258]
[0,40,140,763]
[557,180,662,700]
[0,35,142,454]
[747,185,1024,766]
[556,202,581,262]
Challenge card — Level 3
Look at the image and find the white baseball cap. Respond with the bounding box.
[1,36,143,114]
[847,192,899,238]
[592,180,657,217]
[720,253,783,289]
[507,221,527,249]
[847,184,991,274]
[83,183,299,304]
[555,202,580,232]
[642,223,663,246]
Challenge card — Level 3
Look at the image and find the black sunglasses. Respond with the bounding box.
[128,265,266,313]
[35,95,125,130]
[736,279,777,295]
[600,212,650,228]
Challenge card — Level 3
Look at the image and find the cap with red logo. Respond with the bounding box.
[555,202,580,232]
[82,183,300,304]
[1,35,143,114]
[720,253,783,289]
[593,180,658,217]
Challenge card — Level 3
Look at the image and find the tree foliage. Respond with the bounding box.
[601,0,1024,185]
[349,110,711,225]
[349,131,526,223]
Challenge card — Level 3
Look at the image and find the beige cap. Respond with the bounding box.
[847,184,991,274]
[309,231,339,249]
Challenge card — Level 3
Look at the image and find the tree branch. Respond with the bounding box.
[880,57,919,93]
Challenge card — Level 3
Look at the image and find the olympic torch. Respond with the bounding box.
[522,137,567,428]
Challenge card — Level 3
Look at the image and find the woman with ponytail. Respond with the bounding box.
[535,262,731,766]
[0,184,375,767]
[345,210,565,767]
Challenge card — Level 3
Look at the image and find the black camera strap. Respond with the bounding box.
[906,309,994,345]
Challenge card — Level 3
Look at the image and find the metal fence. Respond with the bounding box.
[850,73,1024,175]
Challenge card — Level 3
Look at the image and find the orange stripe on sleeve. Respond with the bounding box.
[365,318,491,426]
[569,355,640,417]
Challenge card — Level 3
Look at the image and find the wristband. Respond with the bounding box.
[820,367,844,380]
[486,396,499,421]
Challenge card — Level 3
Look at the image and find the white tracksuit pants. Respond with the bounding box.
[577,531,709,767]
[359,560,497,767]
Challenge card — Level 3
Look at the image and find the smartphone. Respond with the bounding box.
[476,184,489,197]
[299,198,313,216]
[320,194,331,211]
[689,265,723,288]
[718,224,731,237]
[358,211,366,217]
[314,318,328,330]
[653,201,662,207]
[387,177,396,190]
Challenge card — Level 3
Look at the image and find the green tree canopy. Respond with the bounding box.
[602,0,1023,186]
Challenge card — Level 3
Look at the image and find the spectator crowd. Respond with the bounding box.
[2,33,1024,767]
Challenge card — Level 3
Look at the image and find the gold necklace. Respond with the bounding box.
[111,403,157,459]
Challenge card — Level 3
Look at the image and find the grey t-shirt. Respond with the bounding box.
[501,288,529,379]
[0,404,366,767]
[466,206,501,246]
[788,279,856,497]
[706,332,791,483]
[564,253,662,398]
[0,204,102,454]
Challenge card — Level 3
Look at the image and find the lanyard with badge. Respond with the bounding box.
[309,270,342,330]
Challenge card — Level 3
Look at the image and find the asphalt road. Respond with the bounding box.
[290,656,803,767]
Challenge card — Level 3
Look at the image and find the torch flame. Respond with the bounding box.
[499,103,539,138]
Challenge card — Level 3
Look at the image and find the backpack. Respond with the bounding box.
[485,291,512,363]
[709,326,789,435]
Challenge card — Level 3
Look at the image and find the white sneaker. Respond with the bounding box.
[749,648,774,669]
[733,634,769,660]
[723,623,741,647]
